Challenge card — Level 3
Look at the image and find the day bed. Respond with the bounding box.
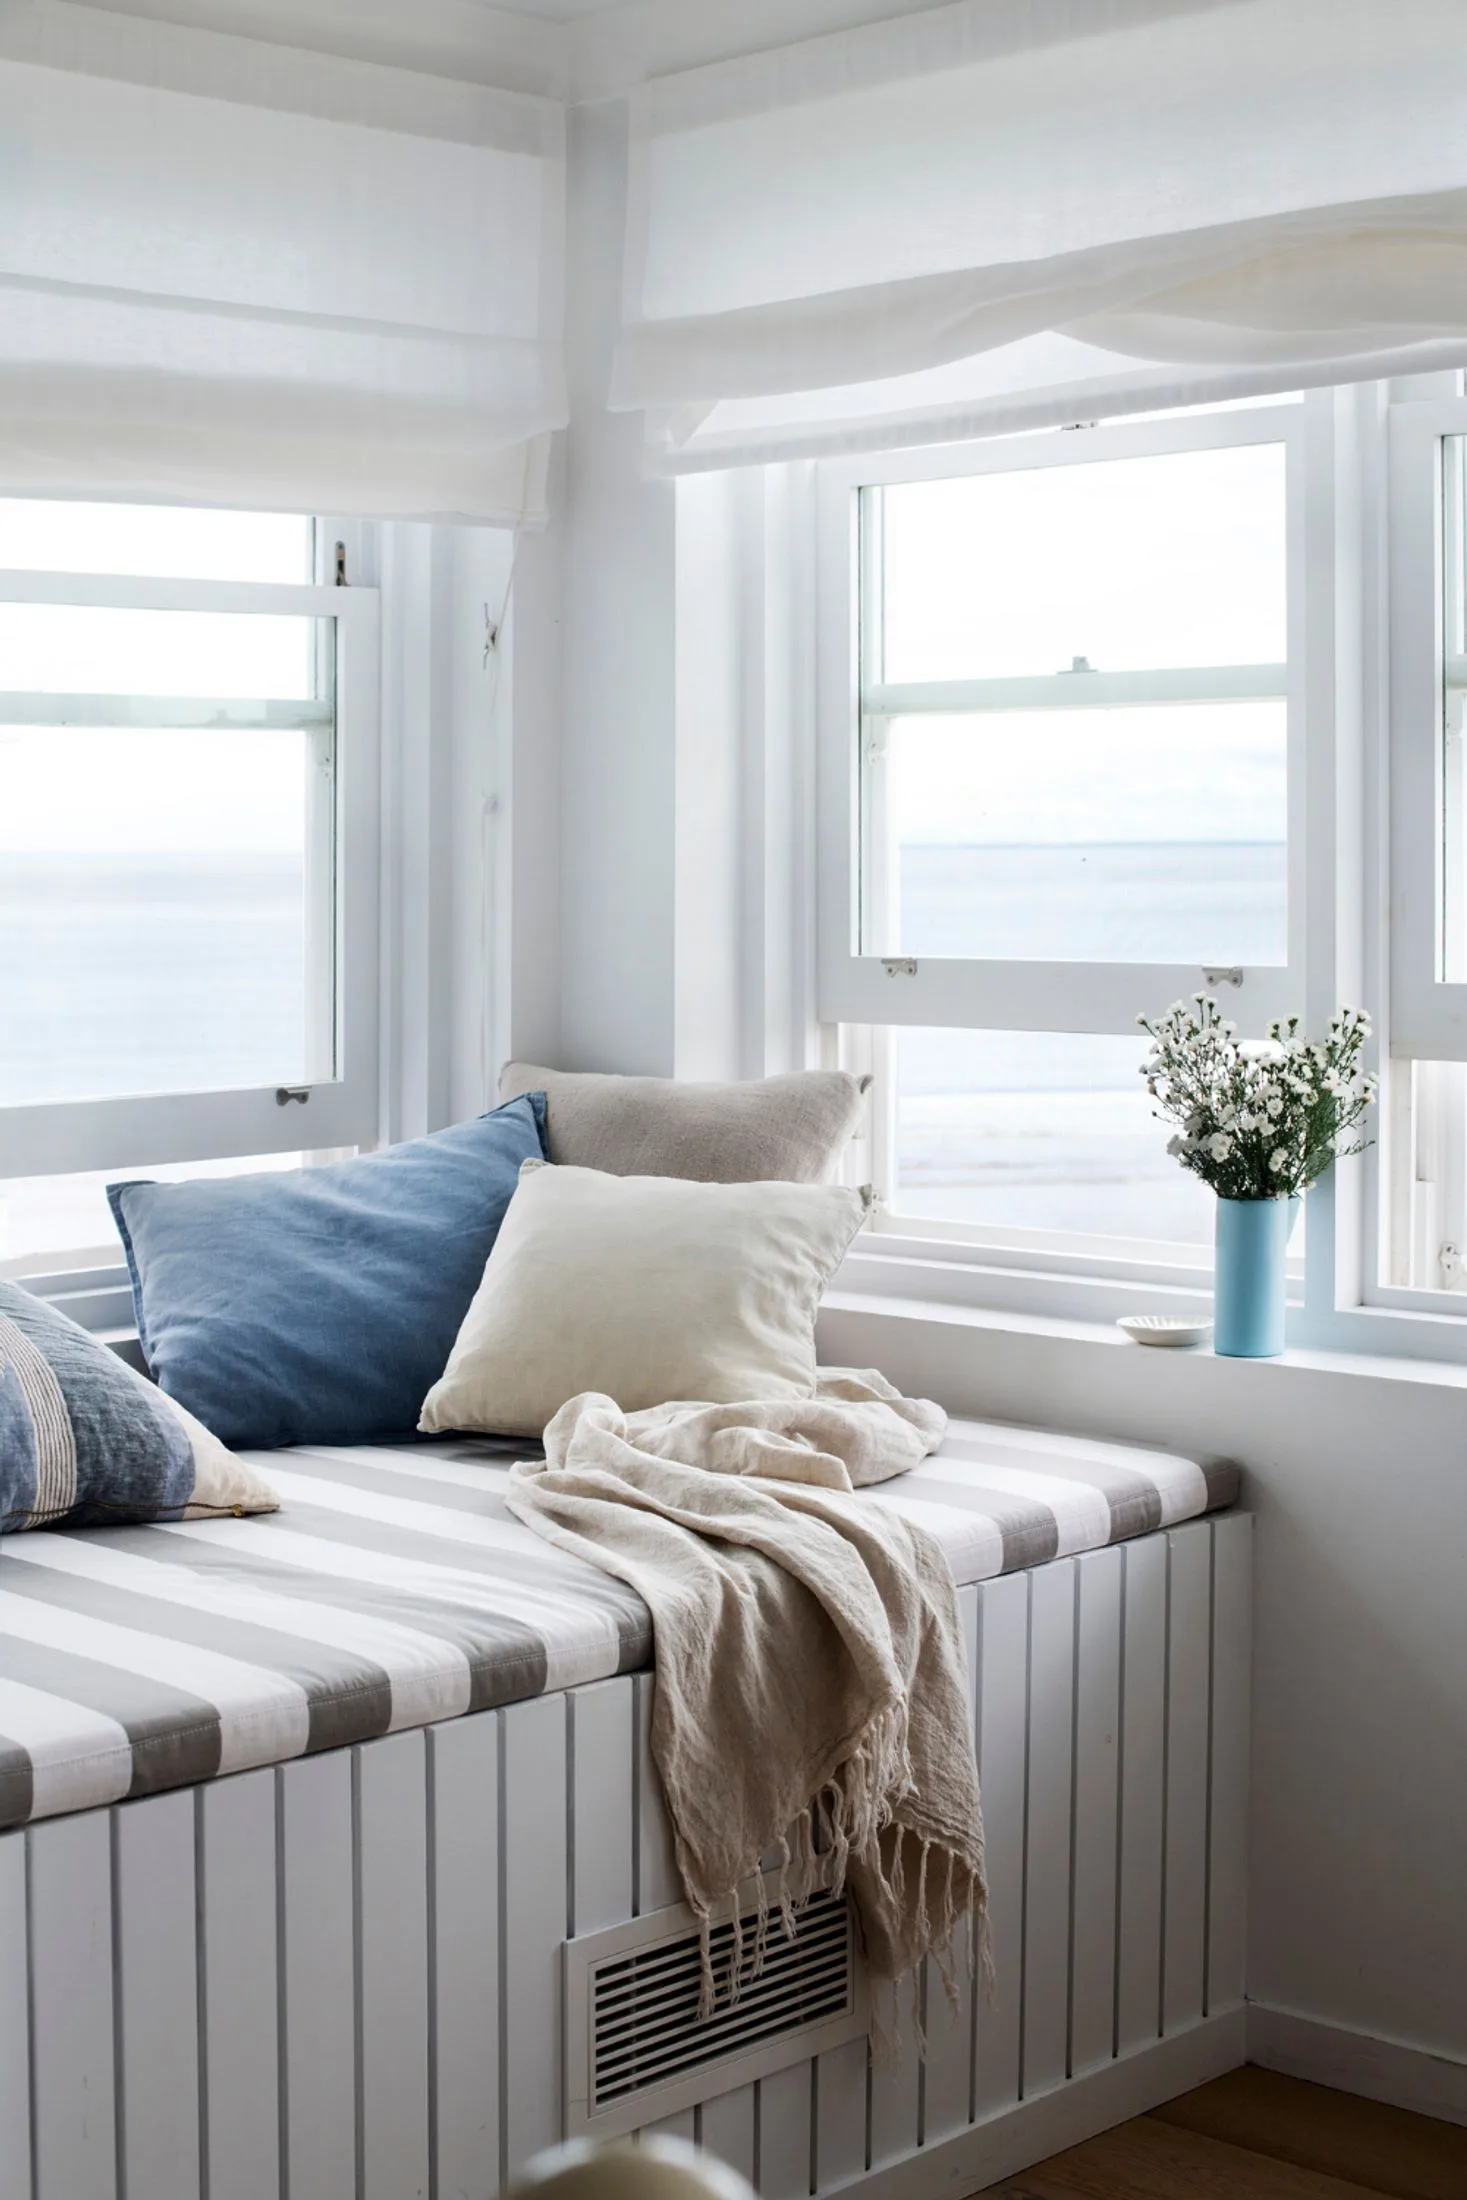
[0,1417,1249,2200]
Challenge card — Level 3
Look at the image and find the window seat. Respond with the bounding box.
[0,1419,1235,1832]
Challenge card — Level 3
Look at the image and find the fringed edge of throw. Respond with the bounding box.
[696,1701,913,2021]
[693,1703,993,2037]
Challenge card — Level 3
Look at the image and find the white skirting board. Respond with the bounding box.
[1,1514,1252,2200]
[1246,2005,1467,2131]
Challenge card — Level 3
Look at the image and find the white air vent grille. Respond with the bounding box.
[565,1874,868,2137]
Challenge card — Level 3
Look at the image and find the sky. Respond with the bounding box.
[878,438,1288,845]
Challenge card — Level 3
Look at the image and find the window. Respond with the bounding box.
[819,406,1302,1259]
[0,500,380,1266]
[1385,399,1467,1299]
[819,377,1467,1354]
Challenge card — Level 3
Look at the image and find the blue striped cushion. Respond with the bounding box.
[0,1282,276,1535]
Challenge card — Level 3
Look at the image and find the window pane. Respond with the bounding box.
[0,726,330,1105]
[892,1028,1214,1247]
[1444,435,1467,982]
[878,443,1287,682]
[1384,1059,1467,1293]
[0,501,313,584]
[0,1151,323,1274]
[872,702,1287,963]
[0,604,317,699]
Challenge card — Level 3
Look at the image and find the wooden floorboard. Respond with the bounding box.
[981,2067,1467,2200]
[994,2119,1392,2200]
[1151,2068,1467,2200]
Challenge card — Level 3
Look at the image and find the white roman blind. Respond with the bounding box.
[0,2,566,522]
[613,0,1467,469]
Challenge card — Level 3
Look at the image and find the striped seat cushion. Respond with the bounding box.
[0,1418,1237,1829]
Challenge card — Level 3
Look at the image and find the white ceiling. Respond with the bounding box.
[501,0,625,17]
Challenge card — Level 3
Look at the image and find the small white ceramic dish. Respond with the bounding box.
[1117,1314,1213,1349]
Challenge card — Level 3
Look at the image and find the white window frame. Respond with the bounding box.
[0,549,381,1181]
[816,403,1310,1042]
[1387,398,1467,1055]
[815,380,1467,1366]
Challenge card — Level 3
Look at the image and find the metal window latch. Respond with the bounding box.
[1203,966,1245,989]
[881,958,918,977]
[275,1086,311,1107]
[334,541,348,587]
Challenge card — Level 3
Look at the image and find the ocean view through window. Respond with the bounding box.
[841,413,1295,1250]
[0,499,379,1266]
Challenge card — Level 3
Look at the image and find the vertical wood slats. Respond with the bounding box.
[1207,1516,1253,2014]
[920,1585,981,2145]
[201,1771,280,2200]
[502,1694,570,2183]
[280,1750,357,2200]
[1069,1548,1123,2080]
[973,1569,1028,2118]
[631,1677,699,2151]
[1022,1559,1076,2098]
[358,1730,431,2200]
[0,1831,32,2200]
[1115,1535,1169,2056]
[5,1517,1249,2200]
[430,1714,501,2200]
[114,1791,200,2200]
[1163,1525,1214,2036]
[29,1806,115,2200]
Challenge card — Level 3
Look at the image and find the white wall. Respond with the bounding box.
[555,101,680,1074]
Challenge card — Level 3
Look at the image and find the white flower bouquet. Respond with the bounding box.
[1139,995,1377,1201]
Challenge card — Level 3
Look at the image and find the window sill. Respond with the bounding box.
[822,1283,1467,1392]
[831,1234,1467,1375]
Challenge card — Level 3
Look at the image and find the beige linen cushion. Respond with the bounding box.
[497,1064,869,1183]
[419,1162,869,1439]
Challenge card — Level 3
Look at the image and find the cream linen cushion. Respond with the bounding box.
[497,1064,869,1183]
[419,1163,869,1439]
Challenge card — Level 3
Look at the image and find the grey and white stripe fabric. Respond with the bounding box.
[0,1419,1237,1830]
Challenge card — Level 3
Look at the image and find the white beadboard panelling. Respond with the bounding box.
[430,1716,502,2200]
[702,2081,760,2187]
[29,1807,115,2200]
[635,1673,681,1913]
[921,1583,980,2144]
[115,1791,199,2200]
[571,1680,636,1935]
[358,1731,431,2200]
[972,1570,1028,2119]
[502,1693,570,2179]
[758,2061,813,2200]
[0,1831,32,2200]
[280,1752,357,2200]
[5,1516,1252,2200]
[1068,1548,1122,2079]
[1115,1536,1167,2056]
[1163,1524,1213,2035]
[1022,1560,1075,2099]
[867,1994,920,2168]
[813,2036,867,2189]
[644,2109,699,2146]
[1207,1517,1253,2013]
[201,1771,280,2200]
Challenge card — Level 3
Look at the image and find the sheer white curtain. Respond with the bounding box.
[612,0,1467,468]
[0,3,566,521]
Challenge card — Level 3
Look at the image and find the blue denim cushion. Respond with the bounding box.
[108,1095,548,1449]
[0,1281,275,1533]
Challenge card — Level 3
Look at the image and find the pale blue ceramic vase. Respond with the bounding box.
[1213,1195,1300,1357]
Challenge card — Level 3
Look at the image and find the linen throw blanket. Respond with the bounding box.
[504,1371,989,2017]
